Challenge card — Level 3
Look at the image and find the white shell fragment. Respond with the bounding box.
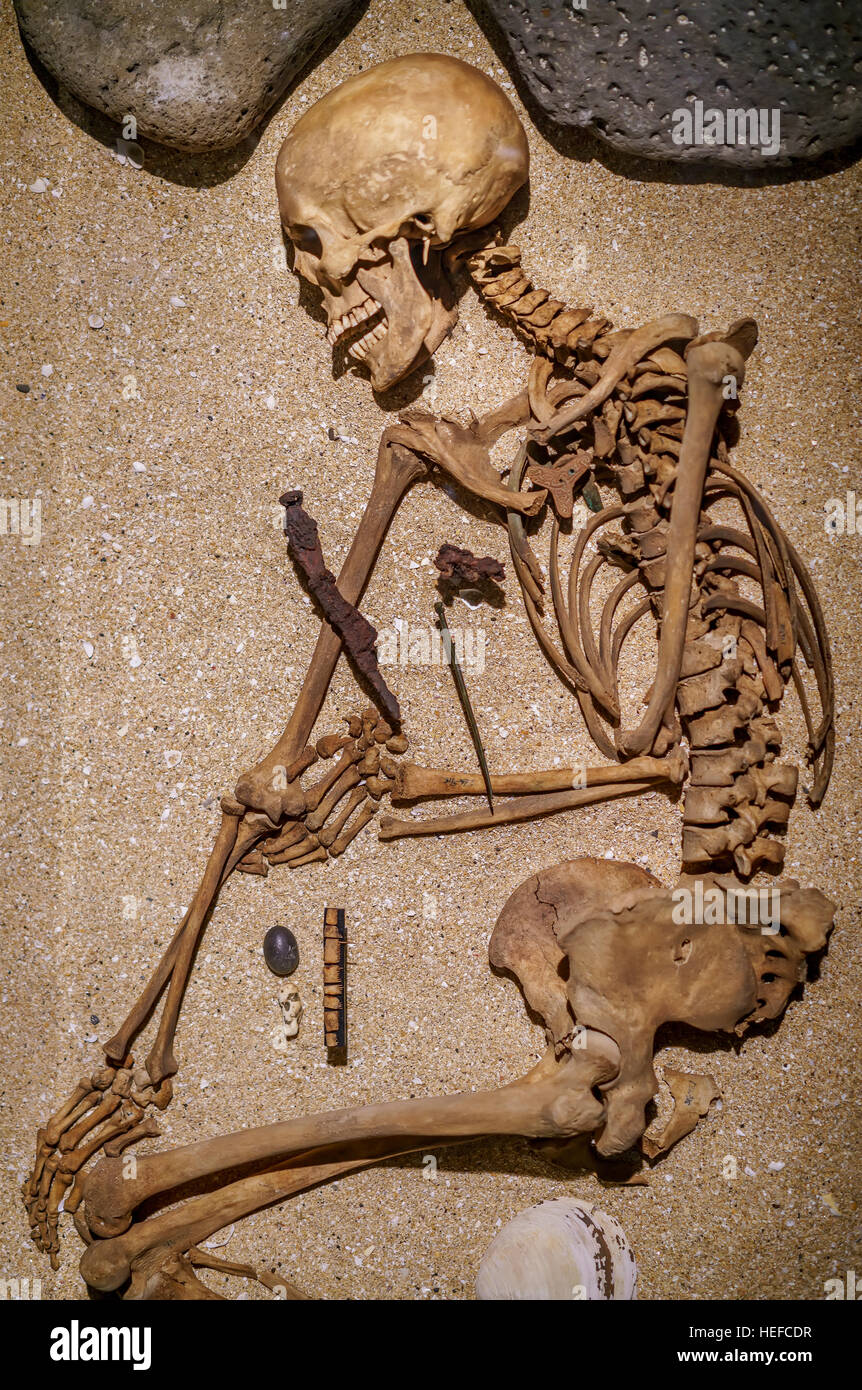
[475,1198,637,1301]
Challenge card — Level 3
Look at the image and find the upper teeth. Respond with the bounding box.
[326,296,384,347]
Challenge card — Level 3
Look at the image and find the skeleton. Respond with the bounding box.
[24,55,835,1297]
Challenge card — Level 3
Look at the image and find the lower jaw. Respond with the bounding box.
[359,299,459,391]
[341,253,459,390]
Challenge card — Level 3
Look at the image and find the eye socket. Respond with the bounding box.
[289,224,322,258]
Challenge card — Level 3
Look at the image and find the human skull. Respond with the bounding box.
[275,54,529,391]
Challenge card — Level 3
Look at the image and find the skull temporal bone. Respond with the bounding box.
[275,54,529,390]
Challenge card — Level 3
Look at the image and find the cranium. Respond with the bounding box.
[275,53,528,391]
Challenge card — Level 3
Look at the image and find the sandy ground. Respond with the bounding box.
[0,0,860,1301]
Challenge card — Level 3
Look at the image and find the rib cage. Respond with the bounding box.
[467,244,834,878]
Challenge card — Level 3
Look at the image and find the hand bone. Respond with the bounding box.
[328,798,378,855]
[318,786,368,848]
[641,1069,721,1159]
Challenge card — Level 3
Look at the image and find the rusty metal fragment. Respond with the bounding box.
[280,489,400,725]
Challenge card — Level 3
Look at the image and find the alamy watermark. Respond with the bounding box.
[50,1321,151,1370]
[115,113,144,170]
[824,491,861,536]
[377,618,486,674]
[824,1270,859,1300]
[671,881,780,933]
[0,497,41,545]
[671,100,781,157]
[0,1275,41,1299]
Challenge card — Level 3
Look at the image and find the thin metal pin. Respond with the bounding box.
[434,601,494,814]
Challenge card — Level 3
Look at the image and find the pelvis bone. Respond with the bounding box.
[490,858,834,1157]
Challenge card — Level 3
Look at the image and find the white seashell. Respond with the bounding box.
[475,1198,637,1301]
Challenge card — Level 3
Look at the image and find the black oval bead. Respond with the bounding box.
[263,925,299,977]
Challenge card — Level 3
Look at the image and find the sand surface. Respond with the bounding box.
[1,0,859,1300]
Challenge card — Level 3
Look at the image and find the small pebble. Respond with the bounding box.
[263,925,299,977]
[16,383,30,393]
[88,314,104,330]
[29,177,48,193]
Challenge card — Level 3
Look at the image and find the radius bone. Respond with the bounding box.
[391,753,684,801]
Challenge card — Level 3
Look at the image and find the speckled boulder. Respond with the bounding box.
[473,0,862,164]
[13,0,365,152]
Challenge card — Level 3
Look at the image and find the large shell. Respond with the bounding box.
[475,1198,637,1301]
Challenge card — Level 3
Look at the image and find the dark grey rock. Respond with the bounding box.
[14,0,365,152]
[263,925,300,977]
[473,0,862,165]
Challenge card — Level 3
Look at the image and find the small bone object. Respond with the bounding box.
[525,454,592,520]
[641,1069,720,1159]
[271,982,303,1049]
[323,908,347,1050]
